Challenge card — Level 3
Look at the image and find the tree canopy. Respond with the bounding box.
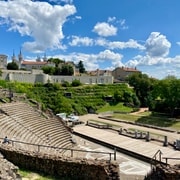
[48,58,64,67]
[150,77,180,117]
[127,73,156,107]
[77,60,86,73]
[7,62,19,70]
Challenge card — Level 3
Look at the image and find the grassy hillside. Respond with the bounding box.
[0,80,137,115]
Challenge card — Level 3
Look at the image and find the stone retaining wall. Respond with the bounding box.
[145,164,180,180]
[0,145,120,180]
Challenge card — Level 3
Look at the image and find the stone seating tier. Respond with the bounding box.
[0,102,73,154]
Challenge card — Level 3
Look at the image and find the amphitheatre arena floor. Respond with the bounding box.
[72,114,180,180]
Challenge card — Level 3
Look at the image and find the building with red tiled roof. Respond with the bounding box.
[10,50,55,70]
[87,69,112,76]
[21,60,55,71]
[112,66,141,81]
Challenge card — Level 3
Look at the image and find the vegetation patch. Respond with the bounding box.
[19,169,57,180]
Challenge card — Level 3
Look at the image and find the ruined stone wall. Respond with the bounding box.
[0,152,21,179]
[0,146,120,180]
[145,164,180,180]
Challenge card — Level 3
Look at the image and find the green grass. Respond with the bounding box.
[113,113,139,121]
[112,113,180,130]
[18,169,57,180]
[96,103,132,113]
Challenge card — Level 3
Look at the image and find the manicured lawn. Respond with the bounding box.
[112,113,180,130]
[96,103,132,113]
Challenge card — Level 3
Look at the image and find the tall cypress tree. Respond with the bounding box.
[78,60,86,73]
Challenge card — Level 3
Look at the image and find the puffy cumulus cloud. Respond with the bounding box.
[126,55,172,67]
[69,36,93,46]
[92,22,117,37]
[69,35,144,50]
[125,54,180,79]
[145,32,171,57]
[0,0,76,52]
[97,50,123,61]
[108,39,145,50]
[95,38,145,50]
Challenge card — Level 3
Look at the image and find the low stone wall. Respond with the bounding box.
[0,145,120,180]
[145,164,180,180]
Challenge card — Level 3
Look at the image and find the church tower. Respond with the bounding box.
[36,55,41,62]
[18,49,23,63]
[43,53,47,62]
[11,50,16,62]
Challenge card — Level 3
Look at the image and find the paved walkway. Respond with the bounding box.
[73,114,180,166]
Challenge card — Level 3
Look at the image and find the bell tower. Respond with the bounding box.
[18,49,23,63]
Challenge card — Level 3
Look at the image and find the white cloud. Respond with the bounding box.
[95,38,145,50]
[75,16,82,20]
[93,22,117,37]
[108,39,145,50]
[52,50,123,71]
[118,19,128,30]
[125,54,180,79]
[0,0,76,52]
[176,42,180,46]
[68,35,144,50]
[107,17,116,23]
[69,36,93,46]
[125,32,176,68]
[145,32,171,57]
[94,38,107,46]
[48,0,73,4]
[97,50,123,61]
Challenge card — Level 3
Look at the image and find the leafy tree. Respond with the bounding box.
[7,62,19,70]
[42,66,55,75]
[62,81,71,87]
[71,79,81,86]
[61,64,74,75]
[77,60,86,73]
[48,58,64,67]
[150,78,180,117]
[127,73,156,107]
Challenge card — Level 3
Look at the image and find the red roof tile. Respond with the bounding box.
[21,61,47,65]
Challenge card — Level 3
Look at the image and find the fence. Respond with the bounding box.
[0,138,116,161]
[151,149,180,168]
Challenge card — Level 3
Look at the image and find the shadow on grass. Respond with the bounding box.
[136,114,177,128]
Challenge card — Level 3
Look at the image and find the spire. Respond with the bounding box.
[43,52,47,62]
[11,49,16,62]
[36,55,41,62]
[18,48,23,62]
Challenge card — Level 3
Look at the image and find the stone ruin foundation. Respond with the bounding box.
[0,145,120,180]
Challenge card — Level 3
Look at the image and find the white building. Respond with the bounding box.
[0,54,8,69]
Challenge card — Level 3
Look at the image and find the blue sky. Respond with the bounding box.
[0,0,180,79]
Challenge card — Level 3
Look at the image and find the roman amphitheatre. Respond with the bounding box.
[0,89,179,180]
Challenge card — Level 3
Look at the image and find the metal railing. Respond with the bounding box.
[163,157,180,166]
[151,149,180,167]
[150,149,163,168]
[0,138,116,161]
